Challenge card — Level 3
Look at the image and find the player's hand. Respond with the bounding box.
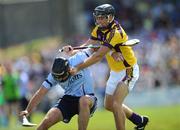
[62,45,73,54]
[111,52,124,62]
[69,67,79,75]
[20,110,29,117]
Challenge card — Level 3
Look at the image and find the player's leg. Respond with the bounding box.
[113,82,129,130]
[104,70,127,130]
[104,83,129,130]
[104,96,146,122]
[4,102,11,125]
[123,104,149,130]
[104,95,133,116]
[105,66,148,130]
[124,64,149,130]
[78,95,96,130]
[37,107,63,130]
[105,92,149,130]
[12,100,20,123]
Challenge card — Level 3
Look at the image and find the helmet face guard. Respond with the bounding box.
[51,57,70,82]
[93,13,111,26]
[93,11,108,25]
[52,71,70,82]
[93,10,108,18]
[93,4,115,26]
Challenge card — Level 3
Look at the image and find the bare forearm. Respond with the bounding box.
[78,53,103,70]
[69,46,110,75]
[26,91,42,113]
[26,87,48,113]
[81,39,97,47]
[77,46,109,70]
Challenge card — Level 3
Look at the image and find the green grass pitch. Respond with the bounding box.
[1,105,180,130]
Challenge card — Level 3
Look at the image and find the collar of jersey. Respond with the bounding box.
[98,20,115,31]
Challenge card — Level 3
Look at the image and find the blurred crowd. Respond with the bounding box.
[0,0,179,128]
[85,0,179,32]
[83,0,180,89]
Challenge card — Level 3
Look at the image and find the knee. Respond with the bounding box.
[112,101,122,111]
[79,96,90,109]
[104,101,113,112]
[104,103,112,111]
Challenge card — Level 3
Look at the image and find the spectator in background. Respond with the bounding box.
[0,64,8,127]
[17,67,32,121]
[1,62,20,126]
[164,35,180,86]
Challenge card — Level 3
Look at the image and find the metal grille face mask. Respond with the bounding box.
[93,4,115,27]
[52,71,70,82]
[51,57,70,82]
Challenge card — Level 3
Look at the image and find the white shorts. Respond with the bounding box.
[106,64,139,95]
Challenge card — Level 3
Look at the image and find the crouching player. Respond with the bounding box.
[20,48,97,130]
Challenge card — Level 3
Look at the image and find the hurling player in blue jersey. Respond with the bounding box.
[20,49,97,130]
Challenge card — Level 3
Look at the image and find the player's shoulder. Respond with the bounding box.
[111,20,126,32]
[68,51,87,66]
[108,28,122,39]
[92,26,99,32]
[109,29,128,44]
[111,23,127,39]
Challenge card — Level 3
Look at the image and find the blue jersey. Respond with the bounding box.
[42,50,94,97]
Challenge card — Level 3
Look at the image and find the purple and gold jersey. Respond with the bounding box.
[90,20,137,72]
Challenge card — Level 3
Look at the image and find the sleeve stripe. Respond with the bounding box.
[114,20,124,38]
[118,28,123,38]
[106,29,115,43]
[84,51,89,57]
[45,79,53,87]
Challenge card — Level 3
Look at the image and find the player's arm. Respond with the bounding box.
[80,38,97,47]
[20,86,48,116]
[62,39,98,56]
[70,45,110,75]
[61,45,79,56]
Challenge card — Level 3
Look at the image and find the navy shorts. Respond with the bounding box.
[54,94,97,123]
